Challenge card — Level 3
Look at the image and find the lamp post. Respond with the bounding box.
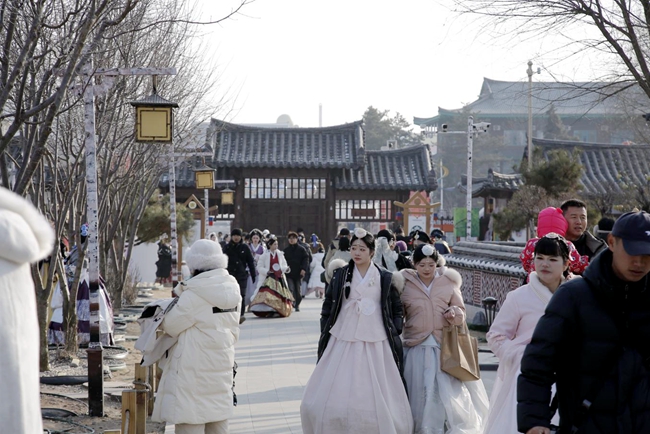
[130,78,179,285]
[527,61,533,170]
[76,64,176,416]
[194,164,215,238]
[437,117,490,241]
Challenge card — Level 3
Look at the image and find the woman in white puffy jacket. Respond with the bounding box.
[152,239,242,434]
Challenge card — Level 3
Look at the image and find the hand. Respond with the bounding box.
[443,308,456,321]
[526,427,551,434]
[300,270,306,278]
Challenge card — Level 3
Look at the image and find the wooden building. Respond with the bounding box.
[188,119,439,241]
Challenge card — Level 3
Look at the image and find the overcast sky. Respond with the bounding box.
[196,0,597,129]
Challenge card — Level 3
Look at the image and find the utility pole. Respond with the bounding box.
[466,116,474,241]
[527,60,533,170]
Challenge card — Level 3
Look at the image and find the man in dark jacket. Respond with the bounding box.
[297,229,313,297]
[283,231,309,311]
[517,211,650,434]
[223,228,256,323]
[561,199,608,259]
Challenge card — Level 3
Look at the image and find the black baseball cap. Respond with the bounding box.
[611,211,650,256]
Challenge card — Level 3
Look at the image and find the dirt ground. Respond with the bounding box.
[41,287,172,434]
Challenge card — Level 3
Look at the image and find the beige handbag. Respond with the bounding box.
[440,322,480,381]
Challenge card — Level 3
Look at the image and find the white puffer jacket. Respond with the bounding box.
[0,187,54,434]
[152,268,242,424]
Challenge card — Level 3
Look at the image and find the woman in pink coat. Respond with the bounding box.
[483,234,571,434]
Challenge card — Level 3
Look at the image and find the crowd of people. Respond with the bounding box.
[5,180,650,434]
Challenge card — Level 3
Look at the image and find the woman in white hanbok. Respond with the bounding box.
[301,228,413,434]
[401,244,489,434]
[483,234,570,434]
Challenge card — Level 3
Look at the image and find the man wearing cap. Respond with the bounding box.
[561,199,607,259]
[431,229,451,255]
[223,228,256,323]
[517,211,650,434]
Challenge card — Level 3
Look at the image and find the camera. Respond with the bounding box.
[441,124,448,132]
[473,122,491,133]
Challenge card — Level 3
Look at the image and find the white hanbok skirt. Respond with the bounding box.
[403,335,489,434]
[301,335,413,434]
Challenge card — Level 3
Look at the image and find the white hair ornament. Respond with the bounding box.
[353,227,368,238]
[422,244,436,256]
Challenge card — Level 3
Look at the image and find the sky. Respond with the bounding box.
[195,0,599,129]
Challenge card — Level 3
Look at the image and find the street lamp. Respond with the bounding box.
[130,80,180,286]
[526,61,540,169]
[193,163,215,238]
[438,117,491,240]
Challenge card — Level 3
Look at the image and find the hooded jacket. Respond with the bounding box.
[152,268,242,425]
[517,249,650,434]
[0,187,54,434]
[318,260,406,376]
[400,258,465,346]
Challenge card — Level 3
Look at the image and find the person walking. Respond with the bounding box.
[431,228,452,255]
[518,211,650,434]
[374,229,413,271]
[152,239,241,434]
[301,228,413,433]
[155,237,172,284]
[561,199,607,259]
[245,228,266,307]
[223,228,256,323]
[401,244,489,434]
[283,231,309,312]
[297,230,313,297]
[0,187,54,434]
[484,234,570,434]
[249,237,294,317]
[308,241,326,298]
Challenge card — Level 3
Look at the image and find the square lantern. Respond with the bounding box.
[194,164,215,189]
[130,92,179,143]
[221,187,234,205]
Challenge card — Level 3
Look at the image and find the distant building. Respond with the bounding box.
[415,77,649,152]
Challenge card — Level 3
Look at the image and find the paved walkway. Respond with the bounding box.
[166,295,499,434]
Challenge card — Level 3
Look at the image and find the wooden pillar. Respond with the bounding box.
[133,365,148,434]
[121,390,138,434]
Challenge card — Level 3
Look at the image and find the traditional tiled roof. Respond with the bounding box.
[445,241,526,277]
[335,145,437,191]
[458,169,523,197]
[415,78,649,126]
[209,119,366,169]
[530,138,650,195]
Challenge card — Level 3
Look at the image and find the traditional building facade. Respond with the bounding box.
[163,119,438,243]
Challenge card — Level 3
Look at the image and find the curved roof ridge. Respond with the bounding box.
[210,118,363,132]
[533,137,650,148]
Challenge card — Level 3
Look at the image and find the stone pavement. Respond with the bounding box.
[166,295,499,434]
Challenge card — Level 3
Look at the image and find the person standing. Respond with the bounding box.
[283,231,309,312]
[152,239,241,434]
[301,228,413,433]
[322,227,351,269]
[297,229,313,297]
[483,234,570,434]
[155,237,173,284]
[249,237,294,318]
[561,199,607,259]
[518,211,650,434]
[0,187,55,434]
[401,244,489,433]
[223,228,256,324]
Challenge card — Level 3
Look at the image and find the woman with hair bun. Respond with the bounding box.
[249,237,294,318]
[401,244,489,434]
[301,228,413,433]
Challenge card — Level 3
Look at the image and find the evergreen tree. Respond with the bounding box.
[544,105,578,141]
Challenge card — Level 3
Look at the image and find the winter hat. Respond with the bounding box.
[185,239,228,271]
[537,207,568,237]
[231,228,243,237]
[395,240,408,252]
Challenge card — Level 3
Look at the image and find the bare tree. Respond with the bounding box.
[453,0,650,106]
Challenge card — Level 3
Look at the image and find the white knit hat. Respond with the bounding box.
[185,239,228,271]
